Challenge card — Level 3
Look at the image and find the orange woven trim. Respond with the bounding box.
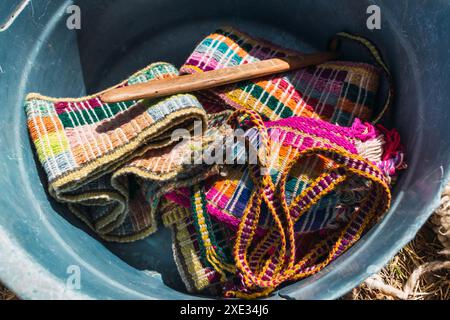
[229,145,391,295]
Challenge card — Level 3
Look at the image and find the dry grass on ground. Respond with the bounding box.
[347,219,450,300]
[0,283,17,300]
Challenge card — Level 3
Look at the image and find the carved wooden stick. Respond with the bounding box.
[100,52,337,103]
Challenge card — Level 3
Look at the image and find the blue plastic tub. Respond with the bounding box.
[0,0,449,299]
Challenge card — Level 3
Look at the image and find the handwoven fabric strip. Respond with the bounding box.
[169,110,396,298]
[169,115,401,235]
[163,196,233,294]
[123,110,233,183]
[162,112,404,297]
[214,110,393,298]
[181,27,380,125]
[25,62,209,242]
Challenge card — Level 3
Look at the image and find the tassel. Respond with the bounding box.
[355,135,385,163]
[377,124,403,162]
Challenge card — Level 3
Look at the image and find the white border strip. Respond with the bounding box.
[0,0,31,32]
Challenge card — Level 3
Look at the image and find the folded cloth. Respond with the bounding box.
[163,112,404,297]
[167,114,404,232]
[158,27,401,297]
[181,27,382,125]
[161,198,234,294]
[164,192,327,296]
[25,26,403,298]
[25,62,209,242]
[186,110,395,298]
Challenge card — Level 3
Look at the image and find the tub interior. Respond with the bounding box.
[1,0,449,299]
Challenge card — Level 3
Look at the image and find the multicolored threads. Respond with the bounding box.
[25,27,405,298]
[181,27,381,126]
[26,62,209,242]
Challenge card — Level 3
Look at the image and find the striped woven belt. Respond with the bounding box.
[25,26,404,298]
[25,62,209,242]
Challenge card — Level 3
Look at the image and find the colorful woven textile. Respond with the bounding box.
[163,113,404,297]
[181,27,381,125]
[166,27,400,297]
[129,110,232,186]
[168,116,401,235]
[186,109,395,298]
[25,26,404,299]
[26,62,208,242]
[164,187,325,296]
[162,197,234,294]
